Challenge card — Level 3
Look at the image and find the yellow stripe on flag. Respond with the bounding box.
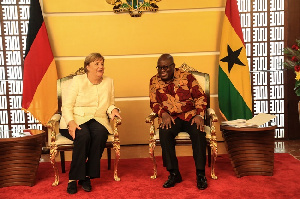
[27,60,58,125]
[219,17,252,109]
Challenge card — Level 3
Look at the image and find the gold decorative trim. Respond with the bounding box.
[179,62,198,72]
[207,108,218,179]
[106,0,161,17]
[113,117,121,181]
[46,119,60,186]
[146,113,157,179]
[64,67,85,79]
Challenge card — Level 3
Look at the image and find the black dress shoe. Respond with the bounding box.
[78,177,92,192]
[197,175,208,190]
[67,181,77,194]
[163,172,182,188]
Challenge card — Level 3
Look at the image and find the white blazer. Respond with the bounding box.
[61,74,118,134]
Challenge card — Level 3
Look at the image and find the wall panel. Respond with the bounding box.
[43,0,225,13]
[44,11,223,56]
[114,100,151,145]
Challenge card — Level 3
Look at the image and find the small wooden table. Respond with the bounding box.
[0,129,45,187]
[221,125,276,177]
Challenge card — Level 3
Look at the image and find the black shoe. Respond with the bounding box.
[78,177,92,192]
[67,181,77,194]
[197,175,208,190]
[163,172,182,188]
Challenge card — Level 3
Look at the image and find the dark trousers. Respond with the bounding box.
[68,119,108,180]
[159,117,206,172]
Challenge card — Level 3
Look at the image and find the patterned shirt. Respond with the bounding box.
[149,68,207,121]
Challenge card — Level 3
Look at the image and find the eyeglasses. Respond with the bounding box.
[156,63,174,71]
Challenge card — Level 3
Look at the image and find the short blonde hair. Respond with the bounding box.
[84,53,104,73]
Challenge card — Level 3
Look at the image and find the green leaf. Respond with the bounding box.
[121,3,130,8]
[284,59,296,69]
[295,88,300,96]
[295,80,300,88]
[295,81,300,96]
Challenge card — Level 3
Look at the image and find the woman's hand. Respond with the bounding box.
[110,108,122,120]
[67,120,81,139]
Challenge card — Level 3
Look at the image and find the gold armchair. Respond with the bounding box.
[146,63,218,180]
[46,69,121,186]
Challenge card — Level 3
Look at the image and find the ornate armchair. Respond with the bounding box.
[146,63,218,180]
[46,68,121,186]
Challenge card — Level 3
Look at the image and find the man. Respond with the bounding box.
[149,54,208,190]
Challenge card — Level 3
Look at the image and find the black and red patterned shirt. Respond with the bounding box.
[149,68,207,121]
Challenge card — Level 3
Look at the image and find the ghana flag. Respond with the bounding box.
[22,0,58,126]
[218,0,252,121]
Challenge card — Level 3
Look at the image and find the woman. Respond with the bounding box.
[61,53,121,194]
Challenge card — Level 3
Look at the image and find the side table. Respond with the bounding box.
[220,125,276,177]
[0,129,45,187]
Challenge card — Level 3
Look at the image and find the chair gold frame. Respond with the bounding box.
[46,68,121,186]
[145,63,218,180]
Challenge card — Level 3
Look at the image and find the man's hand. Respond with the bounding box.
[68,120,81,139]
[110,108,122,121]
[191,115,204,131]
[160,112,175,129]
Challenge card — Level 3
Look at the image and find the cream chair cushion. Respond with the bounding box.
[154,126,211,140]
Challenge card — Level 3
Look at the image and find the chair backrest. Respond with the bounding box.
[179,63,210,109]
[57,68,85,114]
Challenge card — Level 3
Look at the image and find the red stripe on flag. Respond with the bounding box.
[225,0,245,46]
[22,22,54,109]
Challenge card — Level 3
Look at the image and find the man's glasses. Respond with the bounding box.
[156,63,174,71]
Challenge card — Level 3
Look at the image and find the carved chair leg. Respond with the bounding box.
[50,144,59,186]
[60,151,66,173]
[107,147,111,170]
[113,142,120,181]
[210,141,218,180]
[149,139,157,179]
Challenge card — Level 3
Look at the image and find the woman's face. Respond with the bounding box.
[87,58,104,78]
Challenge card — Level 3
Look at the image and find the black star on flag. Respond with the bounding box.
[220,45,245,73]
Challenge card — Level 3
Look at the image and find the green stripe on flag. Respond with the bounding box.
[218,66,252,121]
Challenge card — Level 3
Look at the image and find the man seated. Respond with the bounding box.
[149,54,208,190]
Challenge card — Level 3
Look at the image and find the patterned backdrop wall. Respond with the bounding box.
[238,0,285,138]
[0,0,42,134]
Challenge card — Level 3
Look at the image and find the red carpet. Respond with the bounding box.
[0,153,300,199]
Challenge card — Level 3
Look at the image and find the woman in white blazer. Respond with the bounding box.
[61,53,121,194]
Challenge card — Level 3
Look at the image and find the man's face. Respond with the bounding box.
[157,58,175,82]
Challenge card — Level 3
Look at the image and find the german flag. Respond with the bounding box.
[22,0,58,126]
[218,0,252,121]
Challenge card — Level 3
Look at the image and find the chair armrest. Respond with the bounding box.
[112,116,121,139]
[46,114,61,146]
[207,108,218,123]
[50,114,62,122]
[205,108,218,138]
[145,112,158,123]
[114,116,122,126]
